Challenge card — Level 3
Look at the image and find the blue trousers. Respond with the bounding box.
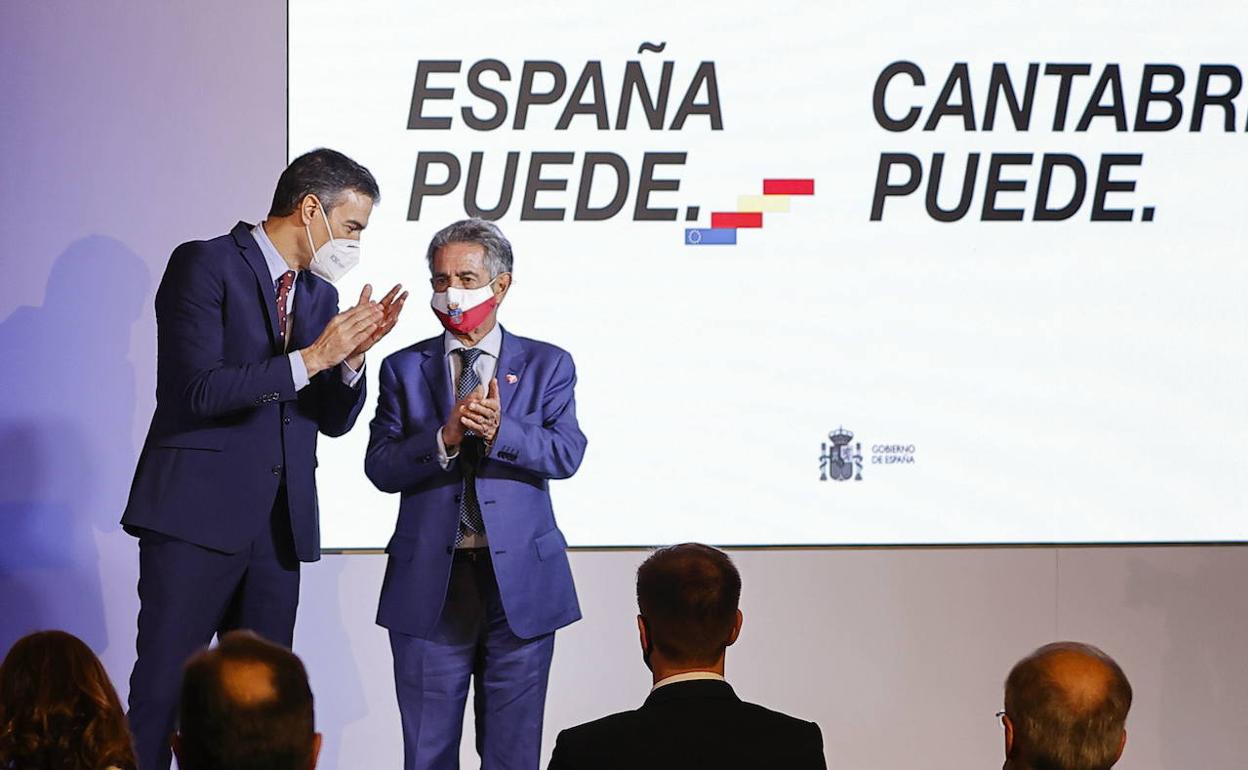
[390,549,556,770]
[127,486,300,770]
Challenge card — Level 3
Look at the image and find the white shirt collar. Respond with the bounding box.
[444,322,503,360]
[250,220,297,284]
[650,671,726,692]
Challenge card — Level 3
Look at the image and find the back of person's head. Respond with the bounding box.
[176,631,320,770]
[636,543,742,667]
[0,630,136,770]
[1003,641,1132,770]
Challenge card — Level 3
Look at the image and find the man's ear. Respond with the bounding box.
[1114,729,1126,763]
[309,732,323,769]
[637,615,649,652]
[1003,714,1017,758]
[726,609,743,647]
[301,194,321,226]
[494,272,512,301]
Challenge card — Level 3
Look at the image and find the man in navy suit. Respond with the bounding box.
[547,544,827,770]
[366,218,586,770]
[122,148,407,770]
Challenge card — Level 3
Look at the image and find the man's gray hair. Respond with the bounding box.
[1005,641,1133,770]
[425,218,514,278]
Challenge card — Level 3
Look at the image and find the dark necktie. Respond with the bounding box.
[456,347,486,542]
[276,270,295,344]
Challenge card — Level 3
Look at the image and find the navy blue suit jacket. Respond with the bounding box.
[122,222,366,561]
[366,329,585,639]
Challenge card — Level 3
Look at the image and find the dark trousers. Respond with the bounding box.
[127,486,300,770]
[390,549,556,770]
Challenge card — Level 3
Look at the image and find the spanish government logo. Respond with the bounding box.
[819,427,863,482]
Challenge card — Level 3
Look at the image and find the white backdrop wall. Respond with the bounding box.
[0,3,1244,770]
[290,0,1248,550]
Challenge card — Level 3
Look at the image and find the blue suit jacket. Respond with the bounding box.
[122,222,367,561]
[366,329,585,639]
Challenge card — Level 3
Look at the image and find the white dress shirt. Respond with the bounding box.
[651,671,726,692]
[251,221,363,390]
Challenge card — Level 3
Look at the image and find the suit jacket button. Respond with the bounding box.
[283,416,292,425]
[272,464,283,476]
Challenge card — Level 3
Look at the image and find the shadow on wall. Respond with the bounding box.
[0,236,149,656]
[296,556,373,770]
[1126,551,1248,770]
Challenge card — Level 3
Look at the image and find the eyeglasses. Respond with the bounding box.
[996,710,1008,722]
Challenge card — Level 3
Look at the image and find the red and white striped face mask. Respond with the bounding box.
[430,277,501,335]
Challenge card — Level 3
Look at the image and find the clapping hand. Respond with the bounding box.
[461,378,501,443]
[301,289,384,377]
[347,283,408,363]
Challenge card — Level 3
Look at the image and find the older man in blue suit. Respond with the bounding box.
[366,218,586,770]
[122,149,407,770]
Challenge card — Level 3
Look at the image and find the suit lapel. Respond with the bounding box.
[289,270,320,351]
[495,327,529,419]
[230,222,283,353]
[419,337,454,422]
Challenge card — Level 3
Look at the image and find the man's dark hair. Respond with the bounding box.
[1005,641,1132,770]
[636,543,741,666]
[268,148,380,217]
[178,631,315,770]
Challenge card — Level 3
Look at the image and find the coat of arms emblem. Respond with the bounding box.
[819,427,863,482]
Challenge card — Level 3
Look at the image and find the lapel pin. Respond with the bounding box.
[505,373,519,384]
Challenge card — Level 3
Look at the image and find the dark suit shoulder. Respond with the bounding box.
[736,699,820,729]
[550,708,646,769]
[731,700,824,766]
[167,235,226,268]
[739,700,823,749]
[172,229,241,257]
[555,707,644,746]
[163,230,254,284]
[156,238,232,307]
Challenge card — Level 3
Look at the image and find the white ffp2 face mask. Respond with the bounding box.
[305,200,360,283]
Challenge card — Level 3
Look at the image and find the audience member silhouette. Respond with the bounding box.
[1001,641,1132,770]
[0,630,136,770]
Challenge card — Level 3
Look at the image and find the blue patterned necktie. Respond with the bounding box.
[455,347,485,542]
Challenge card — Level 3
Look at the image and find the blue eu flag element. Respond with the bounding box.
[685,228,737,245]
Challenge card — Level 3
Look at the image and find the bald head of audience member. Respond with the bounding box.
[175,631,321,770]
[1002,642,1132,770]
[636,543,744,682]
